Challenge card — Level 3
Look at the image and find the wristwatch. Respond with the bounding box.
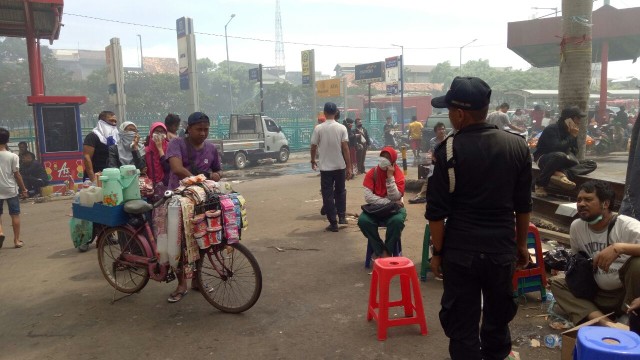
[432,247,442,256]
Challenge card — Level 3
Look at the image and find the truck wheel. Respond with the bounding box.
[278,147,290,163]
[234,152,247,170]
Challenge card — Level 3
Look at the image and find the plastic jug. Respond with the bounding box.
[120,165,141,202]
[83,186,103,206]
[100,168,123,206]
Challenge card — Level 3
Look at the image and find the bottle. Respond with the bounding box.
[544,334,562,349]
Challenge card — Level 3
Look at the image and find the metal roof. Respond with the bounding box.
[507,5,640,68]
[0,0,63,43]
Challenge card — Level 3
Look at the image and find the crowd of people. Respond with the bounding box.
[311,73,640,359]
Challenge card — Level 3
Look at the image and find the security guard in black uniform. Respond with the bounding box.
[426,76,532,360]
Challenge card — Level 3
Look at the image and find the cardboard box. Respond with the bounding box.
[561,312,629,360]
[555,202,578,217]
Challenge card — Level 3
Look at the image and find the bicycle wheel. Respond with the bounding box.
[197,243,262,313]
[97,226,150,294]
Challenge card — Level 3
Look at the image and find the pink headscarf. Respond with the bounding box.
[145,122,168,183]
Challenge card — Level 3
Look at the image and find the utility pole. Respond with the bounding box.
[225,14,236,114]
[259,64,264,114]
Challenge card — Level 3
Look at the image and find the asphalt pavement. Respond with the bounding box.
[2,151,624,360]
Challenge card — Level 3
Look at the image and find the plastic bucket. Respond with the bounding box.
[120,165,141,201]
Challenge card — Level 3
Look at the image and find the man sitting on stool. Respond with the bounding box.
[550,180,640,328]
[358,146,406,259]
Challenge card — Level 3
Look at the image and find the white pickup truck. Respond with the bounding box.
[209,114,290,169]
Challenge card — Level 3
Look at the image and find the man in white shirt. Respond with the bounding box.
[310,102,353,232]
[550,180,640,327]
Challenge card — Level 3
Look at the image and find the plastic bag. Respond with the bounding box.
[69,217,93,248]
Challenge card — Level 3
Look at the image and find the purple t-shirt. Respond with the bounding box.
[166,138,222,189]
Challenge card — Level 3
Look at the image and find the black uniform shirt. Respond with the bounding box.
[426,123,532,255]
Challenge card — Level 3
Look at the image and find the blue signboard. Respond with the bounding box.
[386,84,398,95]
[354,61,385,84]
[302,75,311,85]
[249,68,259,81]
[386,57,398,68]
[176,17,187,38]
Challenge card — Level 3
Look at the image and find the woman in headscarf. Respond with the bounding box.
[107,121,146,172]
[144,122,170,186]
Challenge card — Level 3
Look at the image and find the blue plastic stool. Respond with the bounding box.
[574,326,640,359]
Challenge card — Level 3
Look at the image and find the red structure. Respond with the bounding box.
[1,1,88,191]
[507,5,640,121]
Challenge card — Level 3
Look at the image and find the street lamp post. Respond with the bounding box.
[137,34,143,72]
[459,39,477,74]
[391,44,404,132]
[225,14,236,114]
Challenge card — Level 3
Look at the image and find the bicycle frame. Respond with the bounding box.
[98,215,171,282]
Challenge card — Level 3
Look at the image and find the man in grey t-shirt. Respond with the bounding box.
[486,102,525,133]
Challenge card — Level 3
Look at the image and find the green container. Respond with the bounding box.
[100,168,123,206]
[120,165,141,202]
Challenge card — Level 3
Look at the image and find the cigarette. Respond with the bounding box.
[625,303,638,316]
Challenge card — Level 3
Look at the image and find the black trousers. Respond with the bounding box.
[440,250,517,360]
[536,152,597,186]
[536,152,577,186]
[320,169,346,225]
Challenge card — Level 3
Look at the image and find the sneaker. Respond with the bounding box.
[408,197,427,204]
[78,243,90,252]
[325,223,339,232]
[534,185,548,197]
[338,217,348,225]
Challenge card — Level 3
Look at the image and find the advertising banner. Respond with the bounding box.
[316,78,341,98]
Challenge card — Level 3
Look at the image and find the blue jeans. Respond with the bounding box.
[0,195,20,215]
[320,169,346,225]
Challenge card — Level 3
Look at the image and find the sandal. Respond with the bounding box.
[550,175,576,190]
[14,240,23,248]
[167,290,188,303]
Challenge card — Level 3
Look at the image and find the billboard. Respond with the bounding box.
[354,61,385,84]
[316,78,341,98]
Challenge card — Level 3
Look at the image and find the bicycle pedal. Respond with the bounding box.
[165,272,176,283]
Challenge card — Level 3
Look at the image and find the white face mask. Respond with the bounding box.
[152,133,166,142]
[378,157,391,170]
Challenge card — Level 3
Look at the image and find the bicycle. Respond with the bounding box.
[95,191,262,313]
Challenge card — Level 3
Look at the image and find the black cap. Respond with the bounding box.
[431,76,492,110]
[560,106,587,119]
[323,102,338,115]
[346,118,354,124]
[188,112,210,126]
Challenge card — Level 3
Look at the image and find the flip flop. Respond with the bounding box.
[167,290,188,303]
[550,175,576,190]
[14,241,24,248]
[0,235,4,249]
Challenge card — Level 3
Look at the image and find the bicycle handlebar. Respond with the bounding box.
[152,190,175,209]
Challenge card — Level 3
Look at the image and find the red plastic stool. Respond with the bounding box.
[512,223,548,301]
[367,257,428,341]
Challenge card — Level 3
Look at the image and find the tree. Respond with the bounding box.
[558,0,593,159]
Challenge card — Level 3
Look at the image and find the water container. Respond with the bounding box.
[120,165,141,202]
[79,187,92,206]
[100,168,123,206]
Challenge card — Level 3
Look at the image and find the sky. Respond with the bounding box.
[51,0,640,80]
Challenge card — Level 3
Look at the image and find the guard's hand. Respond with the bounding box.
[516,245,530,270]
[430,255,443,279]
[594,245,618,272]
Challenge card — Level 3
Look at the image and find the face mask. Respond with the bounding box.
[587,215,603,225]
[378,157,391,170]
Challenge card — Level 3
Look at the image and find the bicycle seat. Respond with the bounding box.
[123,200,153,214]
